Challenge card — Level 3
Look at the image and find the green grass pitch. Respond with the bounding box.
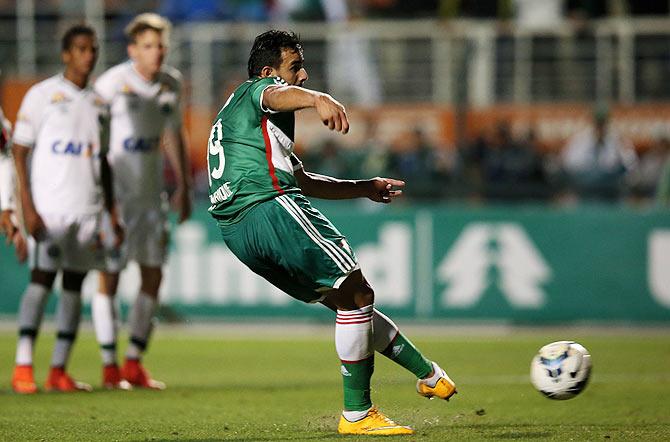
[0,328,668,441]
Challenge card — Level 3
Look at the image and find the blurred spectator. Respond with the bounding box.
[629,138,670,200]
[304,138,358,179]
[439,0,509,19]
[656,143,670,208]
[561,108,637,202]
[388,127,450,199]
[628,1,669,16]
[481,122,548,201]
[271,0,382,106]
[513,0,564,30]
[566,0,608,20]
[456,132,488,199]
[357,116,391,178]
[365,0,440,19]
[159,0,268,23]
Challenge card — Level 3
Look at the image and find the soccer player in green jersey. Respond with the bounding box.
[208,30,456,436]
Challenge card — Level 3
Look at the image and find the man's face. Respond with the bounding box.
[62,34,98,77]
[273,48,308,86]
[128,29,167,77]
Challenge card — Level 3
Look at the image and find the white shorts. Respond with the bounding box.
[104,205,169,273]
[28,212,105,273]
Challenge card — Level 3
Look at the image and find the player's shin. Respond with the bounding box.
[50,289,82,368]
[126,291,157,360]
[92,292,119,365]
[15,283,50,366]
[336,305,374,421]
[373,308,432,379]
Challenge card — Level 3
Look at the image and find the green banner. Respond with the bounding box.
[1,202,669,322]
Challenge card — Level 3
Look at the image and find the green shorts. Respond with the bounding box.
[218,193,359,303]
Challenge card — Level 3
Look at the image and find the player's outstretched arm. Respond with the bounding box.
[263,86,349,134]
[295,167,404,203]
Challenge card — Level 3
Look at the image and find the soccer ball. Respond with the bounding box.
[530,341,592,400]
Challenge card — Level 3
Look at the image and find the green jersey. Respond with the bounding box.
[207,76,302,225]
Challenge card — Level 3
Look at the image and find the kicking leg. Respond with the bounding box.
[322,298,456,401]
[372,308,456,401]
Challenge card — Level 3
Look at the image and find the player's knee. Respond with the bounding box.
[98,271,120,296]
[140,266,162,297]
[353,283,375,308]
[61,271,87,291]
[30,269,56,290]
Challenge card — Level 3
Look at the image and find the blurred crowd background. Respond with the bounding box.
[1,0,670,206]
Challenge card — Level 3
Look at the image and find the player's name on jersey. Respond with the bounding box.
[209,182,232,205]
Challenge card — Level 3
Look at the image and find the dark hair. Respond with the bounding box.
[247,30,303,78]
[62,23,96,51]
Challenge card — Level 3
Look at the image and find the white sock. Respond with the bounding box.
[421,361,444,387]
[92,292,119,366]
[50,289,81,368]
[342,407,372,422]
[126,292,158,360]
[336,305,374,415]
[335,305,374,363]
[15,283,50,365]
[372,308,399,353]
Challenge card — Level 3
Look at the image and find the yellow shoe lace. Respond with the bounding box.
[368,408,400,427]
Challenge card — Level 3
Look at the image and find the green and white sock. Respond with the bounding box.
[374,308,432,379]
[336,305,374,412]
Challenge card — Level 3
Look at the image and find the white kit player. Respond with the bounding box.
[93,13,191,389]
[11,24,123,394]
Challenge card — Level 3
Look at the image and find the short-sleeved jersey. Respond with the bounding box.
[12,74,108,216]
[0,105,15,210]
[94,61,183,209]
[207,76,302,225]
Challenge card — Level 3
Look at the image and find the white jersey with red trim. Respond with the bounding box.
[12,74,107,216]
[94,61,182,209]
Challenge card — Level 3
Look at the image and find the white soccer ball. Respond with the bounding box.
[530,340,592,400]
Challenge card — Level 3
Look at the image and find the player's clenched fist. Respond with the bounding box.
[314,93,349,134]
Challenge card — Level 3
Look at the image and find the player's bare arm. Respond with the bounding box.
[0,153,18,240]
[12,143,45,239]
[162,128,192,223]
[263,87,349,134]
[100,155,124,248]
[295,167,404,203]
[0,209,15,241]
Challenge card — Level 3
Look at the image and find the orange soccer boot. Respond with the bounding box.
[12,365,38,394]
[102,364,132,390]
[44,367,92,392]
[416,361,457,401]
[337,406,414,435]
[121,359,165,390]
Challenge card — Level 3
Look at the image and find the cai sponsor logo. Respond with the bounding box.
[123,136,160,153]
[51,140,95,157]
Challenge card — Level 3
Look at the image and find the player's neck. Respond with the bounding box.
[132,63,159,82]
[63,69,89,89]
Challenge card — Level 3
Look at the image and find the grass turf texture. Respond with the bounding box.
[0,330,668,441]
